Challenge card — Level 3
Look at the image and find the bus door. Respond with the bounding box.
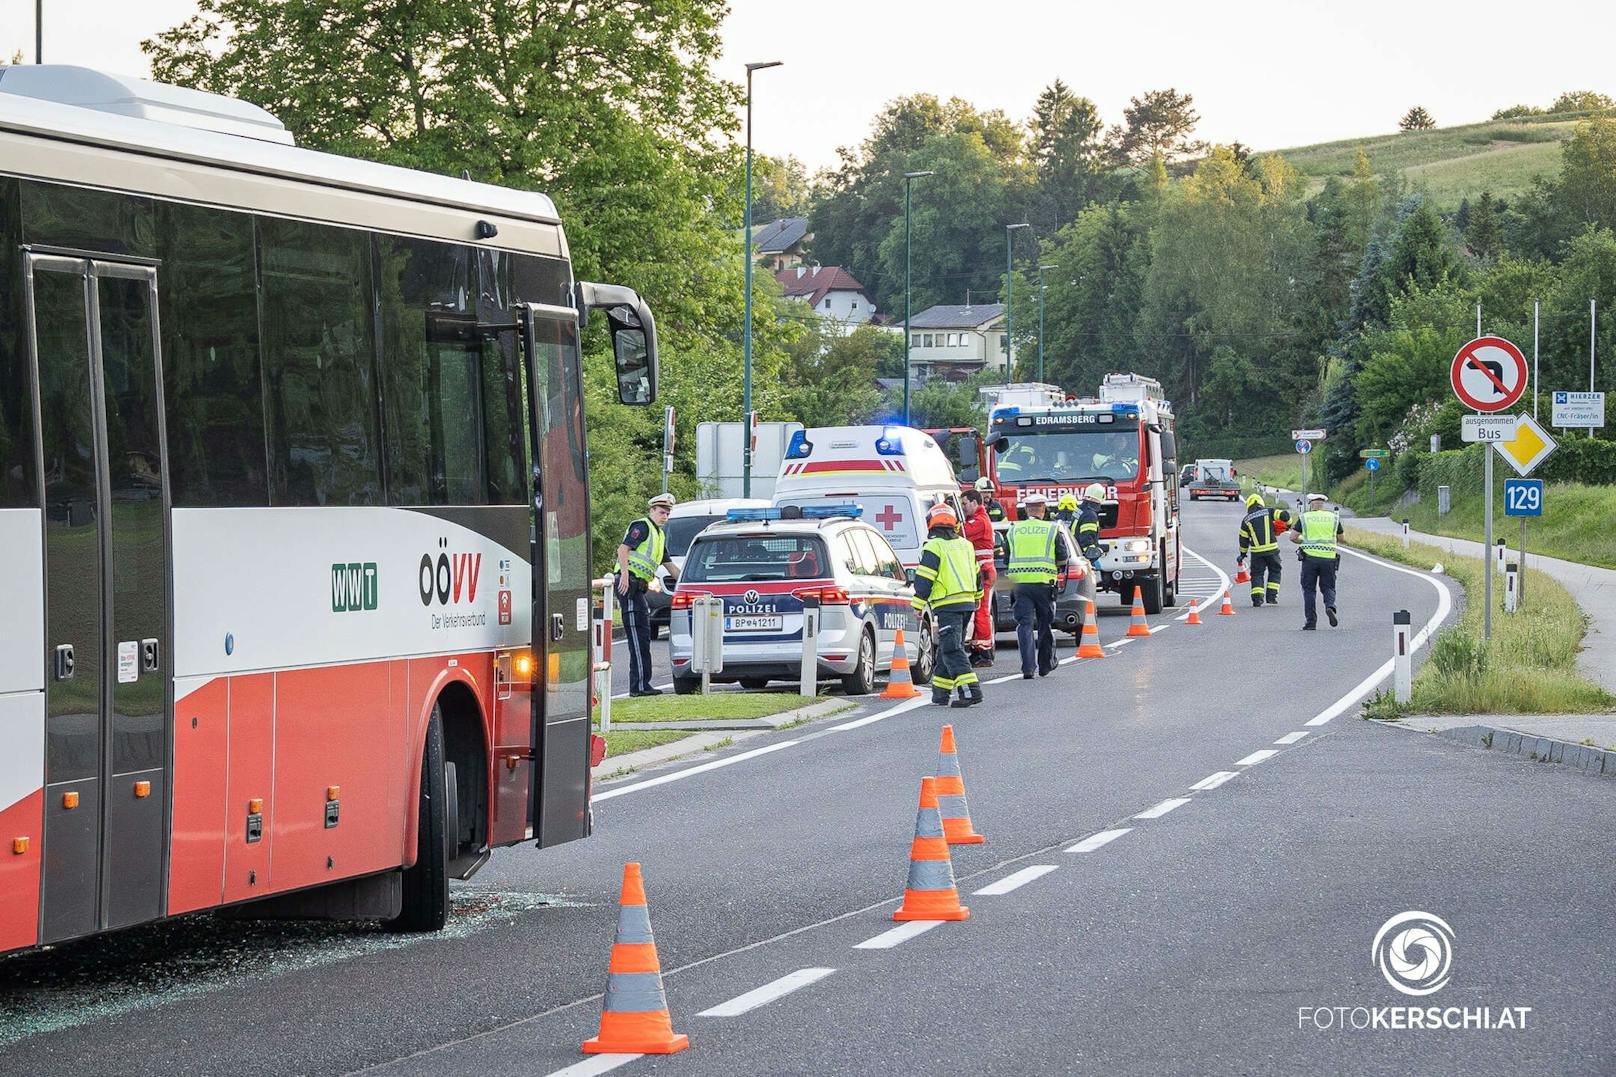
[24,254,170,942]
[519,304,592,846]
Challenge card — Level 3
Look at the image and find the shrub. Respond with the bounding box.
[1394,448,1425,490]
[1538,437,1616,485]
[1430,626,1488,679]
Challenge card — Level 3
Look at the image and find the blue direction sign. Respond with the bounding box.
[1504,478,1544,517]
[1295,439,1313,455]
[1365,457,1382,472]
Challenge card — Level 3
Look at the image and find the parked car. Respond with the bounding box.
[1183,459,1241,501]
[668,506,934,694]
[647,497,769,637]
[989,523,1098,636]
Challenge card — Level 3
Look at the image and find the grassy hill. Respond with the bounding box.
[1267,110,1613,210]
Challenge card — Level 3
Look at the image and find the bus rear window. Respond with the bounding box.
[681,534,830,583]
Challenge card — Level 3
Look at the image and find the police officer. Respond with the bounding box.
[616,493,678,695]
[1289,492,1344,630]
[1237,493,1283,607]
[1075,482,1105,565]
[913,503,984,708]
[1053,492,1078,528]
[961,489,997,668]
[974,476,1006,523]
[1005,492,1068,679]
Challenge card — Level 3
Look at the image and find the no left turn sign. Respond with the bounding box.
[1450,336,1528,413]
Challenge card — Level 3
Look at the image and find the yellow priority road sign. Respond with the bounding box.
[1493,414,1558,477]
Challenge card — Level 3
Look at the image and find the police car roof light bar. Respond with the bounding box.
[724,505,863,523]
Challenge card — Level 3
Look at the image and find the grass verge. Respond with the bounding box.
[1348,529,1614,717]
[598,728,696,758]
[592,692,820,724]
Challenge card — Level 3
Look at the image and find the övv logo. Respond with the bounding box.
[419,538,482,606]
[1372,911,1455,996]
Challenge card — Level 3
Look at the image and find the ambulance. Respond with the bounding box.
[772,426,963,571]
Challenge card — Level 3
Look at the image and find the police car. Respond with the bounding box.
[667,506,933,694]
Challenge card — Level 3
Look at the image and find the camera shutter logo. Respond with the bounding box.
[1372,911,1455,996]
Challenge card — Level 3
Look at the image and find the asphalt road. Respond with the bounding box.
[4,500,1610,1076]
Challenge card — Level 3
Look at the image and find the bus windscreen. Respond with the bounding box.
[995,428,1141,484]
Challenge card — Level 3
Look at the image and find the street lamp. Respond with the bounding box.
[1004,223,1029,383]
[1036,263,1056,384]
[902,169,934,426]
[742,59,783,498]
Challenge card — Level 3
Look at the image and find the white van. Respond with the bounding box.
[772,426,962,571]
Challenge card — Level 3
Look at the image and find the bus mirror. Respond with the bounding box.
[576,282,659,406]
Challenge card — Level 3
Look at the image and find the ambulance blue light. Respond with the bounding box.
[725,505,863,522]
[786,430,812,459]
[874,428,904,456]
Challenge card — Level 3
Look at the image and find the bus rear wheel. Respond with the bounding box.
[387,705,450,933]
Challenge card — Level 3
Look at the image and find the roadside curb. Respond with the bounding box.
[593,698,857,781]
[1375,718,1616,778]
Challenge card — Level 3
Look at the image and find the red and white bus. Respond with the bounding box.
[0,67,658,954]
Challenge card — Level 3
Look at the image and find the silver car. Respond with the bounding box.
[668,507,935,694]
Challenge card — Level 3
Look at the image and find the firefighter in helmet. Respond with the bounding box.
[913,503,984,707]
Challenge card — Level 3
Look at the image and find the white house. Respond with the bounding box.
[907,303,1014,376]
[775,265,877,328]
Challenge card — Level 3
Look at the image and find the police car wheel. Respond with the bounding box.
[841,630,876,695]
[739,676,771,690]
[672,676,699,695]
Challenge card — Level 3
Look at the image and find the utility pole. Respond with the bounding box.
[740,59,782,498]
[1004,223,1028,383]
[901,170,933,426]
[36,0,43,63]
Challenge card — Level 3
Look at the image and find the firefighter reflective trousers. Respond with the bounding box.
[932,609,978,697]
[1248,551,1282,605]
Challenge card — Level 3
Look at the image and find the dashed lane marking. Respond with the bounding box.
[545,1054,643,1077]
[1066,828,1133,852]
[1235,749,1278,766]
[697,968,837,1017]
[1135,797,1191,819]
[854,920,944,950]
[972,865,1060,896]
[1275,731,1309,745]
[1109,638,1134,648]
[1190,771,1239,791]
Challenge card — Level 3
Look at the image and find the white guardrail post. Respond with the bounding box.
[799,597,820,696]
[592,575,615,732]
[1393,609,1412,704]
[1504,561,1519,614]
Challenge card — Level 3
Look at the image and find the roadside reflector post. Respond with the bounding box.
[799,597,820,696]
[691,595,725,695]
[1505,561,1519,614]
[1495,538,1507,577]
[1402,517,1410,550]
[1393,609,1412,704]
[593,576,615,732]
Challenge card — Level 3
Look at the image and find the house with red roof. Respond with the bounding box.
[775,264,878,328]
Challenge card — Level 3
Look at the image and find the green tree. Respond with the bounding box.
[1492,103,1545,120]
[1465,191,1502,260]
[1550,90,1616,114]
[779,322,892,428]
[1027,79,1107,231]
[1110,88,1207,166]
[1560,118,1616,232]
[1399,106,1436,131]
[749,154,811,223]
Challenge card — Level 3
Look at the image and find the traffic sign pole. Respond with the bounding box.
[1484,449,1493,641]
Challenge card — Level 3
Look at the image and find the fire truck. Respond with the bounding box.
[983,373,1182,613]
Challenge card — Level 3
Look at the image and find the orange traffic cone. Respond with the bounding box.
[1235,560,1250,585]
[935,725,984,845]
[1126,596,1151,638]
[1219,591,1236,617]
[893,776,970,921]
[1185,601,1203,625]
[582,862,690,1056]
[880,627,923,699]
[1076,596,1106,659]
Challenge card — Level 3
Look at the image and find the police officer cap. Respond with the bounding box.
[1306,492,1328,504]
[1021,492,1048,506]
[648,493,676,509]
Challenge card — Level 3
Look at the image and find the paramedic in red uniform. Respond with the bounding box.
[961,489,997,668]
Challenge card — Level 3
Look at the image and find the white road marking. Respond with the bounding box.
[592,740,800,801]
[1147,624,1167,634]
[1067,828,1132,852]
[972,865,1060,895]
[830,695,931,731]
[1275,731,1309,745]
[545,1054,643,1077]
[855,920,944,949]
[1108,638,1133,648]
[1302,547,1453,726]
[1190,771,1239,791]
[1135,797,1191,819]
[1235,749,1278,766]
[697,967,837,1017]
[985,672,1021,685]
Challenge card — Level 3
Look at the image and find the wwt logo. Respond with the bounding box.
[331,562,379,613]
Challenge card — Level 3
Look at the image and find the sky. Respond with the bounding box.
[6,0,1614,171]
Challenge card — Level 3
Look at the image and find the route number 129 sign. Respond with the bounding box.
[1504,478,1543,517]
